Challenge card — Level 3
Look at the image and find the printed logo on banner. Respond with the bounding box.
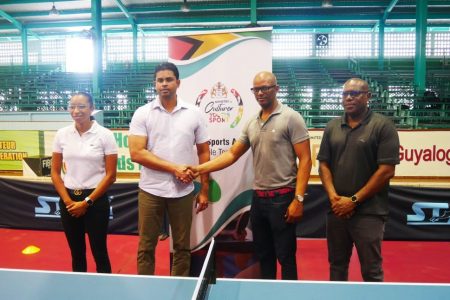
[407,202,450,225]
[35,196,115,219]
[195,82,244,128]
[35,196,61,218]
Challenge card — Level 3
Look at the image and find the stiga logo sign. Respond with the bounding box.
[407,202,450,225]
[195,81,243,128]
[35,196,61,218]
[35,196,115,219]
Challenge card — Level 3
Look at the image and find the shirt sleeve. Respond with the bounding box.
[238,118,252,146]
[288,111,309,144]
[129,106,148,137]
[103,129,119,155]
[317,124,331,162]
[377,120,400,165]
[195,110,210,144]
[52,129,63,153]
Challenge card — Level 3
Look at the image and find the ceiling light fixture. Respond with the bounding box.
[49,2,60,16]
[180,0,190,13]
[322,0,333,8]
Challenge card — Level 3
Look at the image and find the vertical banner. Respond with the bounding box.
[168,28,273,250]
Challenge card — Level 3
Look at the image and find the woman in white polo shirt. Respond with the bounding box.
[51,92,118,273]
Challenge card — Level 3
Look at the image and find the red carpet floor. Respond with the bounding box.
[1,228,449,283]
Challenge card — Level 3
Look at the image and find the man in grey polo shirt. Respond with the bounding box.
[317,78,400,282]
[192,71,312,280]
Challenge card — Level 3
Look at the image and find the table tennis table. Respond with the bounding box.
[1,268,449,300]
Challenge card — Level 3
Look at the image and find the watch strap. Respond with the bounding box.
[85,196,93,206]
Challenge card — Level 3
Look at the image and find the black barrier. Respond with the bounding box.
[385,186,450,240]
[298,185,450,240]
[0,177,449,240]
[0,177,139,234]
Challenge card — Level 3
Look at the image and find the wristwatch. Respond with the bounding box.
[350,195,359,204]
[84,196,93,206]
[296,194,304,203]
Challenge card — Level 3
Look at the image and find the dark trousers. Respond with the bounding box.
[250,191,298,280]
[60,192,111,273]
[326,212,386,282]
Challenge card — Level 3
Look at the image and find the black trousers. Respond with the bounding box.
[326,212,386,282]
[60,189,111,273]
[250,191,298,280]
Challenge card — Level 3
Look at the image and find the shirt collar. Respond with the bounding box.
[70,120,98,134]
[257,101,283,120]
[152,96,188,113]
[341,108,372,127]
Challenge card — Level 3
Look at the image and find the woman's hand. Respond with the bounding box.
[66,201,88,218]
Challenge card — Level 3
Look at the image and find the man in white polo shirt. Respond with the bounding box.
[129,62,210,276]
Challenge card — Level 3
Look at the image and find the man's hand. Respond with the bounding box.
[331,196,356,218]
[174,165,195,183]
[329,194,341,206]
[195,191,209,214]
[285,200,303,223]
[186,165,200,178]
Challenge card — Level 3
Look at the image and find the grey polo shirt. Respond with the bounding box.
[239,103,309,190]
[317,110,400,216]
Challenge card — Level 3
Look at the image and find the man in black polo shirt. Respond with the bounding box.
[317,78,400,282]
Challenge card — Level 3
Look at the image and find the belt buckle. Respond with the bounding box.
[73,189,82,196]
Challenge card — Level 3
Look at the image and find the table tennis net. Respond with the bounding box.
[191,238,216,300]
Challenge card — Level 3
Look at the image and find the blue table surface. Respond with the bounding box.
[1,268,449,300]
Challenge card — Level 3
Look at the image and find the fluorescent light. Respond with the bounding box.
[49,2,59,16]
[181,0,190,12]
[322,0,333,8]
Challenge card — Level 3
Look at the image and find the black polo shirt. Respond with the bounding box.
[317,110,400,216]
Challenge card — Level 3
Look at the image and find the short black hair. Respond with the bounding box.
[154,62,179,80]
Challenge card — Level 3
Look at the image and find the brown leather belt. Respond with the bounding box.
[254,187,294,198]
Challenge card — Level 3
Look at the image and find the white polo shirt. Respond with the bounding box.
[53,121,118,189]
[129,97,209,198]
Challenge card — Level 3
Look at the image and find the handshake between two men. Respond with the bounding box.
[174,164,208,214]
[174,165,201,184]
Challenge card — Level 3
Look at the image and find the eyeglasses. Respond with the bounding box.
[68,104,89,111]
[250,85,276,93]
[342,91,369,98]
